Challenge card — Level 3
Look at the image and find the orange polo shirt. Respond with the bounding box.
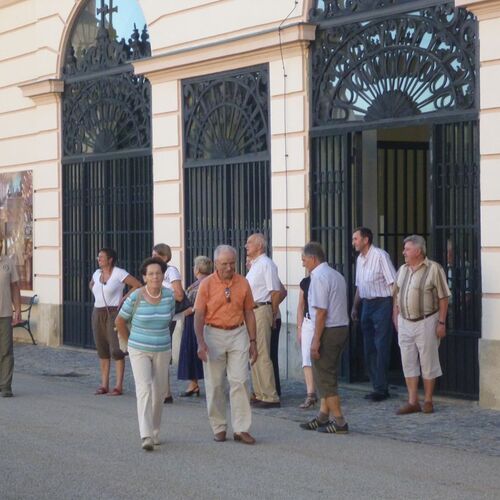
[194,271,255,328]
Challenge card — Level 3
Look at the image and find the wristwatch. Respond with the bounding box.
[438,320,446,325]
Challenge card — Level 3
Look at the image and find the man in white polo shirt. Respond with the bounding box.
[299,241,350,434]
[351,227,396,402]
[245,233,281,408]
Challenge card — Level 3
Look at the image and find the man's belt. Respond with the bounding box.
[362,296,392,301]
[403,311,438,322]
[206,322,244,330]
[254,301,272,309]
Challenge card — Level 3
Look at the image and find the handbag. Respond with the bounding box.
[117,289,143,353]
[175,292,192,314]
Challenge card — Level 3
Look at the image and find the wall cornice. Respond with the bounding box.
[456,0,500,19]
[133,22,316,82]
[19,78,64,104]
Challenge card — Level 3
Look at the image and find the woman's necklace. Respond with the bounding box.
[145,285,162,299]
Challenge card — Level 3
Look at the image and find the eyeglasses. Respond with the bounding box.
[224,287,231,303]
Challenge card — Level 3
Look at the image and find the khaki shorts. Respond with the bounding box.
[398,313,442,379]
[312,326,349,398]
[92,307,125,360]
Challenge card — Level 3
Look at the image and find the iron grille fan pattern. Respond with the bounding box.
[183,67,271,280]
[310,0,416,21]
[311,4,477,127]
[183,69,269,161]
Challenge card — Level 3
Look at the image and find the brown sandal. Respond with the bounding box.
[299,394,317,409]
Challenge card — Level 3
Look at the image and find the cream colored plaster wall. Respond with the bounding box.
[0,0,76,345]
[141,0,308,54]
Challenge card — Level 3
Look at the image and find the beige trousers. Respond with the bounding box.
[128,347,171,440]
[203,325,252,434]
[250,305,279,402]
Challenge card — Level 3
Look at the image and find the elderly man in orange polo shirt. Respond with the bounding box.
[194,244,258,445]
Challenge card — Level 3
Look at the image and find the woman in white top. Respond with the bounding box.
[89,248,141,396]
[151,243,184,403]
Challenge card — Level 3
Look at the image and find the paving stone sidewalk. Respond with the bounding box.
[12,343,500,457]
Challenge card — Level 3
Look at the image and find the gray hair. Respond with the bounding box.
[251,233,267,252]
[403,235,427,257]
[302,241,326,263]
[213,245,237,261]
[194,255,213,275]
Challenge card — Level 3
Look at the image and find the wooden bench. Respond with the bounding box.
[13,295,37,345]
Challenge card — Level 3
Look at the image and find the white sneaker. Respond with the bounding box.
[153,437,161,446]
[141,437,154,451]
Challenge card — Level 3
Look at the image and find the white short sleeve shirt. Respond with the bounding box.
[246,254,281,303]
[92,266,129,307]
[308,262,349,328]
[163,265,181,289]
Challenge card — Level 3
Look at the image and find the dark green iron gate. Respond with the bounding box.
[62,1,152,348]
[310,1,480,397]
[182,66,271,280]
[432,121,480,398]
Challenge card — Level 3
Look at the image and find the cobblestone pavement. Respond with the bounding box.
[13,343,500,458]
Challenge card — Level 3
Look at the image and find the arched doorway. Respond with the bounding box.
[182,66,271,280]
[309,1,480,397]
[62,0,152,348]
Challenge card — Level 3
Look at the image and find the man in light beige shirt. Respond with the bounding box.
[393,235,450,415]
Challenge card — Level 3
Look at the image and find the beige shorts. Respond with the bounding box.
[398,313,442,379]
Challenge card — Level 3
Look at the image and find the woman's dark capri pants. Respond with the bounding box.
[92,307,126,360]
[312,326,349,398]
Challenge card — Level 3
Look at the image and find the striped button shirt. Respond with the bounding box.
[394,258,451,320]
[355,245,396,299]
[118,288,175,352]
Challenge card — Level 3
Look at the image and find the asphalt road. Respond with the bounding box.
[1,373,499,500]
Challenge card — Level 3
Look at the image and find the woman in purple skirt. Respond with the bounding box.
[177,255,213,396]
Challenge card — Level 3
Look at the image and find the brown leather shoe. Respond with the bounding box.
[213,431,226,442]
[396,402,422,415]
[233,432,256,445]
[252,400,281,409]
[422,401,434,414]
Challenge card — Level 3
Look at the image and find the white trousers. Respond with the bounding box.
[203,325,252,434]
[301,317,315,367]
[128,347,171,440]
[398,313,442,379]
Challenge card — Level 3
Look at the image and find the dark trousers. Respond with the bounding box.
[270,319,281,397]
[0,317,14,391]
[361,297,393,394]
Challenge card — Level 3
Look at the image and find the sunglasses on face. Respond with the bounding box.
[224,287,231,303]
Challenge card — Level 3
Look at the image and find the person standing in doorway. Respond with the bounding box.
[90,248,141,396]
[0,236,21,398]
[177,255,213,397]
[152,243,184,404]
[297,275,317,408]
[245,233,282,408]
[351,227,397,402]
[393,235,450,415]
[195,245,258,444]
[299,242,350,434]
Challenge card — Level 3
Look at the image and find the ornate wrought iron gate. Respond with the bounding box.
[62,1,152,348]
[432,121,480,397]
[182,66,271,279]
[310,1,480,396]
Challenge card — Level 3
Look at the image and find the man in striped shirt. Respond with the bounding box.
[351,227,397,402]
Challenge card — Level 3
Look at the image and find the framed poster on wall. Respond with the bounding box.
[0,171,33,290]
